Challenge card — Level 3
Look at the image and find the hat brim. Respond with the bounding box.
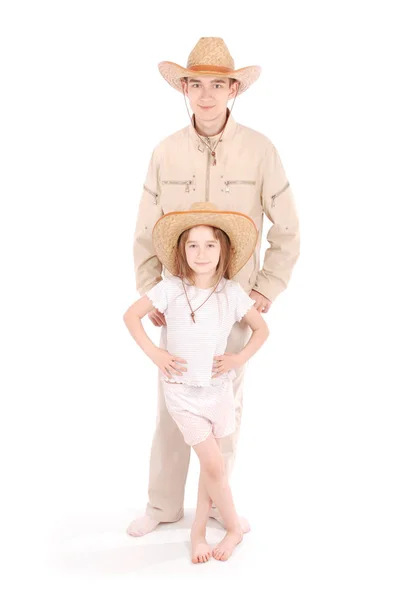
[158,61,261,95]
[152,208,258,278]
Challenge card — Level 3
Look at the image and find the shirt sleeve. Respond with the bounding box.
[256,141,300,301]
[145,278,168,314]
[233,282,256,322]
[134,146,163,296]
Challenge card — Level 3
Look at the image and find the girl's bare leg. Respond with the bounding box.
[193,434,243,561]
[190,473,213,563]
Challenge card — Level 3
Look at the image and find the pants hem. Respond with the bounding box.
[145,507,185,523]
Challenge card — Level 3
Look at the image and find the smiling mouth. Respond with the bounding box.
[195,262,210,265]
[198,106,215,110]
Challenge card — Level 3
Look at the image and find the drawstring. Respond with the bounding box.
[182,82,239,166]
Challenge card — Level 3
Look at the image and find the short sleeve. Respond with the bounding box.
[145,279,168,313]
[233,282,256,322]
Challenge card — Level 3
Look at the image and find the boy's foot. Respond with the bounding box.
[209,509,251,534]
[126,515,160,537]
[191,534,212,564]
[212,529,243,561]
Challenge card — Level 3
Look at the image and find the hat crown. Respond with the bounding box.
[189,201,219,212]
[152,201,258,278]
[187,37,235,70]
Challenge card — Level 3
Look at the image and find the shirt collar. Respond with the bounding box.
[188,109,237,146]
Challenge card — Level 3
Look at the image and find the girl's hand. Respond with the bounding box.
[212,353,242,378]
[150,348,187,378]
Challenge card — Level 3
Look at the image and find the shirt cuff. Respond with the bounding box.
[252,276,283,303]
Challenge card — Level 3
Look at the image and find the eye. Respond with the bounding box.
[189,244,197,248]
[192,84,200,88]
[208,244,216,248]
[214,84,222,89]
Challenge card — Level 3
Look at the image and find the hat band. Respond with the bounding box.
[187,64,233,73]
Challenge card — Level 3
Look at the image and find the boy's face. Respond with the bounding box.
[185,226,221,277]
[182,76,238,125]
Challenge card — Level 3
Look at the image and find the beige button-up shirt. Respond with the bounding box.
[134,114,300,302]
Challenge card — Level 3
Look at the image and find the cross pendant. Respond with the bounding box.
[211,151,216,166]
[190,312,196,323]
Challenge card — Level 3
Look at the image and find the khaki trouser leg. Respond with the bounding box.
[146,326,190,522]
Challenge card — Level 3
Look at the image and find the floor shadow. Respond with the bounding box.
[50,509,226,575]
[55,541,190,575]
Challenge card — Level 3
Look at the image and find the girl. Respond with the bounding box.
[123,202,269,563]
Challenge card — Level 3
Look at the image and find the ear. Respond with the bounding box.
[181,78,188,96]
[228,80,239,99]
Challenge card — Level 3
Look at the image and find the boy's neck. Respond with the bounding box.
[194,110,228,138]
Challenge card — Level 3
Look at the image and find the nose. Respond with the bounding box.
[200,87,213,100]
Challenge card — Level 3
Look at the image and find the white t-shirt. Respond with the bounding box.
[146,276,255,387]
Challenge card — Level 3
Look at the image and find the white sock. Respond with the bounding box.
[126,515,160,537]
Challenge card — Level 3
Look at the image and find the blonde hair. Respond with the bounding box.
[174,226,232,286]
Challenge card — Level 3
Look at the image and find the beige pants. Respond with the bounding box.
[146,321,251,522]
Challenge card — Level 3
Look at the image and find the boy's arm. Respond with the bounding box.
[134,148,164,296]
[253,142,300,303]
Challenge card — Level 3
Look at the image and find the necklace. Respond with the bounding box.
[183,91,238,167]
[194,128,224,167]
[182,278,221,323]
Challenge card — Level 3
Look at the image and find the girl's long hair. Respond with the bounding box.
[174,226,232,286]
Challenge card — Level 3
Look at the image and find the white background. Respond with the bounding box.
[1,0,400,597]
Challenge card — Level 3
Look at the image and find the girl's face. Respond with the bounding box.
[184,226,221,277]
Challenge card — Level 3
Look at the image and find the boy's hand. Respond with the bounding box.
[249,290,272,313]
[148,309,166,327]
[150,348,187,378]
[212,353,242,378]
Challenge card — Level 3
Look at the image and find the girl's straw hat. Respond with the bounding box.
[152,202,258,277]
[158,37,261,95]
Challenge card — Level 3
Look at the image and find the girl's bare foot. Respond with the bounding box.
[191,533,212,564]
[209,510,251,534]
[212,529,243,561]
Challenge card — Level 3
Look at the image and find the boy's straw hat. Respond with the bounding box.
[158,37,261,95]
[152,202,258,277]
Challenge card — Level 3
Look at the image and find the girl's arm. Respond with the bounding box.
[123,297,187,377]
[236,307,269,365]
[212,307,269,377]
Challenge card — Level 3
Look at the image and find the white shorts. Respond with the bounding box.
[162,378,235,447]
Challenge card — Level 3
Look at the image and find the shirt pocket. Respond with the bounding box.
[222,179,260,214]
[223,180,256,193]
[160,178,197,213]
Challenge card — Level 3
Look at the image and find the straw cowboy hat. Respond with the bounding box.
[152,202,258,278]
[158,37,261,95]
